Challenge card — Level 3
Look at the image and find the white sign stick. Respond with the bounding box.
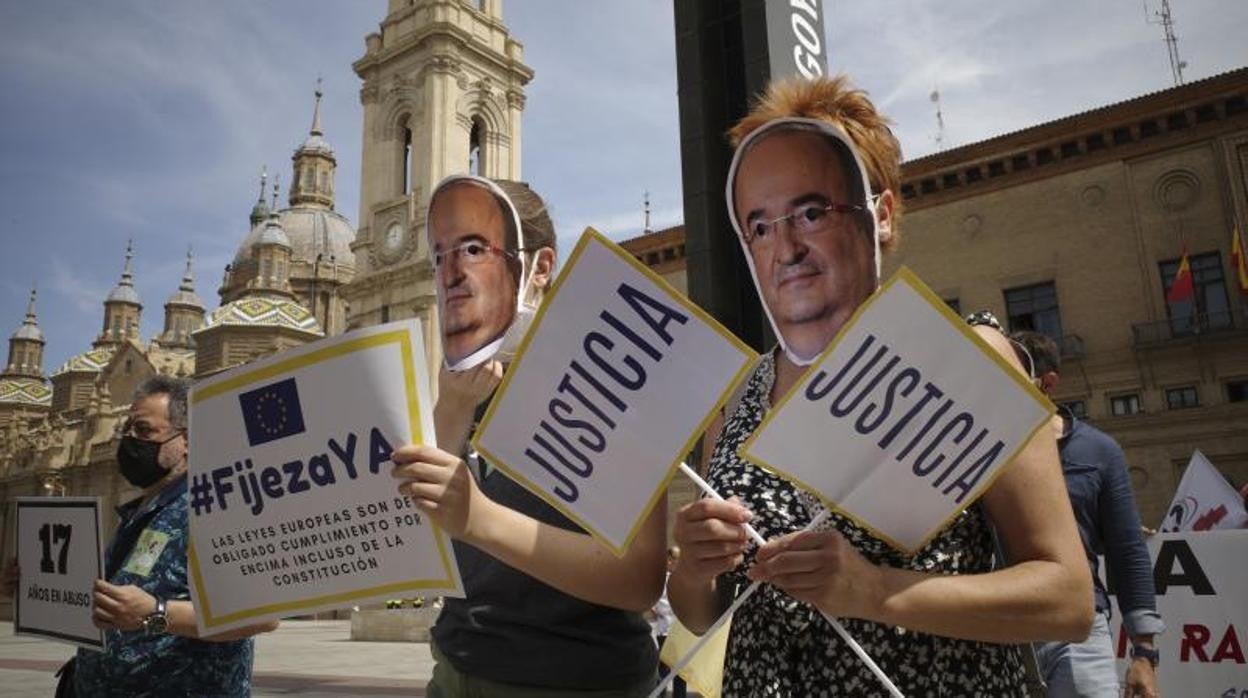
[650,463,903,698]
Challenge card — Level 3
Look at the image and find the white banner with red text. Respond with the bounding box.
[1107,530,1247,697]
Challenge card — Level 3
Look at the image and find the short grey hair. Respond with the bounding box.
[132,375,190,430]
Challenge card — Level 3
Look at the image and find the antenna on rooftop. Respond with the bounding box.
[644,191,653,233]
[1144,0,1187,86]
[930,88,946,151]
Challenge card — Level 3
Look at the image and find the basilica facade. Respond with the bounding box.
[0,0,532,616]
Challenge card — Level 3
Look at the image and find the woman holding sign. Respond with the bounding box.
[392,177,666,697]
[667,75,1093,696]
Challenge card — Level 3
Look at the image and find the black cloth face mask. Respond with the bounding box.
[117,432,183,488]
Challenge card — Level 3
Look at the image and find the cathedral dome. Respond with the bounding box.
[166,287,206,310]
[233,207,356,270]
[12,322,44,343]
[0,376,51,407]
[199,295,323,336]
[106,285,141,305]
[53,346,115,376]
[297,132,334,158]
[255,214,293,249]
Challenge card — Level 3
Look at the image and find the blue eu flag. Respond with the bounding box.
[239,378,307,447]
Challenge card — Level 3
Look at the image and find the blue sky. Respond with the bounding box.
[1,0,1244,374]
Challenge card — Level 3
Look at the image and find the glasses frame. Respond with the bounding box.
[742,201,866,246]
[432,239,527,268]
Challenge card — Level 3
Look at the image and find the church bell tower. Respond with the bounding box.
[343,0,533,375]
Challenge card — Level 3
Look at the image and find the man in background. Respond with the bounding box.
[1014,331,1163,698]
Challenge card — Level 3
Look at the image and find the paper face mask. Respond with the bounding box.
[724,118,882,367]
[427,175,535,371]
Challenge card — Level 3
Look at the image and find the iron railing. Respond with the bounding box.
[1132,308,1248,346]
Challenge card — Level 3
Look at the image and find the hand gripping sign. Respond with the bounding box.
[742,268,1054,553]
[186,320,462,636]
[15,497,106,649]
[472,229,757,554]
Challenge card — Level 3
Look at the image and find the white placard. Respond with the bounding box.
[473,229,757,554]
[187,320,462,635]
[742,268,1053,552]
[1108,530,1248,696]
[15,497,105,649]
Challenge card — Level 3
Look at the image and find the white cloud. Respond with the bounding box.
[48,257,106,317]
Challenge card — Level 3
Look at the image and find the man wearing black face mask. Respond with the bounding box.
[39,376,277,697]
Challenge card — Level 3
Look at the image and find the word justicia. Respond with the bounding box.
[522,281,689,503]
[803,333,1008,505]
[192,427,396,517]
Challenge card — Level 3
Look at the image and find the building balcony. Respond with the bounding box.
[1132,308,1248,348]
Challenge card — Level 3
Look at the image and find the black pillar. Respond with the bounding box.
[673,0,770,351]
[673,0,827,351]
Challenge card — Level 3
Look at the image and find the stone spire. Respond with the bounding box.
[16,286,43,342]
[106,240,140,305]
[310,76,324,137]
[96,240,142,347]
[249,166,270,227]
[159,247,206,351]
[289,79,336,210]
[4,285,45,378]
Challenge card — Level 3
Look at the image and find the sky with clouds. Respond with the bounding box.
[1,0,1244,374]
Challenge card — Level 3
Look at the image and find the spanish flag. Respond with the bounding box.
[1233,225,1248,295]
[1167,250,1195,304]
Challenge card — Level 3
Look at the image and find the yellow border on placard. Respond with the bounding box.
[187,328,459,629]
[738,266,1055,555]
[471,228,757,556]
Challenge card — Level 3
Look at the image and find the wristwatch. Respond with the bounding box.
[142,598,168,635]
[1130,644,1160,667]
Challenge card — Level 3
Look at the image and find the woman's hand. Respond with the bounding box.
[670,497,753,587]
[391,443,491,541]
[747,528,884,620]
[438,360,504,413]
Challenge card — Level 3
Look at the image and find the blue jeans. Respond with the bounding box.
[1036,612,1120,697]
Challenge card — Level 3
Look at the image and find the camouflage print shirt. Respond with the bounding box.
[74,475,254,697]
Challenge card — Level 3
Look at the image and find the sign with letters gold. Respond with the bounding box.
[187,320,462,636]
[473,229,757,554]
[742,268,1054,553]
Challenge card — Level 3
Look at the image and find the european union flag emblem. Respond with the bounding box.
[239,378,307,447]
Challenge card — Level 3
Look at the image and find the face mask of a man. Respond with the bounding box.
[116,432,181,488]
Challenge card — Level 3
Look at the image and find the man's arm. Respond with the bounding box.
[1099,442,1163,697]
[92,580,278,641]
[1099,440,1164,636]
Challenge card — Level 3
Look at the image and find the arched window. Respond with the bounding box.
[469,118,484,176]
[260,257,271,282]
[400,117,413,196]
